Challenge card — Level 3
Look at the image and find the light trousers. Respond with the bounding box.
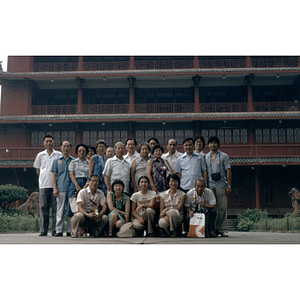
[158,209,183,236]
[71,212,108,237]
[132,208,155,235]
[210,187,228,233]
[56,191,71,234]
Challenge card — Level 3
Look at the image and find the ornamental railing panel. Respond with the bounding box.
[135,60,193,70]
[200,102,247,112]
[33,63,78,72]
[32,105,76,115]
[83,61,129,71]
[254,101,299,112]
[198,59,245,69]
[82,104,128,114]
[252,57,298,68]
[135,103,194,113]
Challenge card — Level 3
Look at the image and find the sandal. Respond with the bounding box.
[71,232,78,238]
[108,231,113,237]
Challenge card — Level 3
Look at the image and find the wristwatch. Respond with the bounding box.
[227,186,231,188]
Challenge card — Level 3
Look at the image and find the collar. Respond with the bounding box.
[182,152,197,158]
[58,154,72,160]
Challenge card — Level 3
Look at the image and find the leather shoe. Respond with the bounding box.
[209,231,216,237]
[39,232,47,236]
[55,232,63,237]
[66,232,71,237]
[52,231,56,236]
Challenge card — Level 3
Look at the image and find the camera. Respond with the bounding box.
[211,172,221,181]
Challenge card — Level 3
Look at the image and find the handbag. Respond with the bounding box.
[116,222,135,238]
[69,193,78,213]
[187,213,205,238]
[162,158,173,178]
[154,193,161,209]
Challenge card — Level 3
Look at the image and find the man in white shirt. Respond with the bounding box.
[33,135,61,236]
[161,138,183,169]
[103,142,131,194]
[71,174,108,237]
[123,138,140,165]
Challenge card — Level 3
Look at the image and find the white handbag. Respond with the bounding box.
[188,213,205,238]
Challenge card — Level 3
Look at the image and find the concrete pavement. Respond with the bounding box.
[0,231,299,244]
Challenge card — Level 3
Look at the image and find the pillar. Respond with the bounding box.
[245,74,254,112]
[245,56,252,68]
[192,75,201,113]
[127,76,136,114]
[129,56,135,70]
[78,56,84,71]
[193,56,199,68]
[254,166,260,209]
[76,78,84,114]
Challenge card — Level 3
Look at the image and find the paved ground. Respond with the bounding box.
[0,231,300,244]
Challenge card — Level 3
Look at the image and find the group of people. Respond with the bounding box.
[33,134,232,238]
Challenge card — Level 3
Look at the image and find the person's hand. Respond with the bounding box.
[189,211,194,218]
[151,185,157,192]
[138,217,145,225]
[53,189,59,197]
[133,187,138,193]
[125,215,129,223]
[75,185,81,192]
[199,200,205,207]
[89,212,96,220]
[225,187,231,195]
[135,205,143,214]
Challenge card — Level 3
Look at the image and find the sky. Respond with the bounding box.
[1,2,299,298]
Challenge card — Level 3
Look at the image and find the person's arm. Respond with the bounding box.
[160,195,166,218]
[202,170,208,186]
[95,203,107,221]
[146,160,157,192]
[225,168,232,195]
[172,194,186,212]
[106,192,126,215]
[52,172,58,197]
[104,175,112,192]
[199,201,216,210]
[69,171,81,192]
[130,159,138,193]
[36,169,40,176]
[88,156,95,177]
[125,196,130,223]
[77,202,95,219]
[131,200,145,224]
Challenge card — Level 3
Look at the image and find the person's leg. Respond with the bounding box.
[144,208,155,235]
[166,209,183,235]
[50,188,57,234]
[158,216,171,236]
[71,212,85,237]
[56,191,68,234]
[39,188,49,234]
[92,215,108,237]
[132,218,144,236]
[215,188,228,235]
[108,212,118,235]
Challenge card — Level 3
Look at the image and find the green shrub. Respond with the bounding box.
[237,209,269,231]
[0,208,24,217]
[0,214,39,232]
[0,184,28,210]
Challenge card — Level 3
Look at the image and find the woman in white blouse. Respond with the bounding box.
[158,174,186,237]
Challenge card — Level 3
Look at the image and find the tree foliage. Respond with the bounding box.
[0,184,28,210]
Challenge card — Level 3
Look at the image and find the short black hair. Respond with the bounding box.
[147,137,160,144]
[87,145,96,154]
[95,139,107,149]
[137,142,151,153]
[151,144,164,155]
[44,135,54,141]
[193,136,206,149]
[138,175,150,185]
[88,174,100,182]
[183,137,194,145]
[112,179,125,191]
[166,173,181,187]
[75,143,89,155]
[207,136,220,147]
[125,138,137,146]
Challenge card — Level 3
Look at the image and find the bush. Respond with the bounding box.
[0,208,24,217]
[0,184,28,210]
[0,214,39,232]
[237,209,269,231]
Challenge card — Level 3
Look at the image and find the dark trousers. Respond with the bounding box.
[184,208,217,237]
[39,188,57,234]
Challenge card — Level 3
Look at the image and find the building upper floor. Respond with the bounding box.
[1,55,300,119]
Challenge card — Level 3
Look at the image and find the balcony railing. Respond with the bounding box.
[198,58,246,69]
[82,104,128,114]
[33,62,78,72]
[135,60,194,70]
[135,103,194,113]
[200,102,247,112]
[1,145,299,162]
[83,61,129,71]
[30,101,299,115]
[254,101,299,112]
[32,105,77,115]
[251,57,298,68]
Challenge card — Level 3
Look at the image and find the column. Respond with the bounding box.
[76,78,84,114]
[245,56,252,68]
[127,76,136,114]
[129,56,135,70]
[245,74,254,112]
[78,56,84,71]
[193,56,199,68]
[192,75,201,113]
[254,166,260,209]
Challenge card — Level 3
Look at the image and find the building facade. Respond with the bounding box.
[0,55,299,214]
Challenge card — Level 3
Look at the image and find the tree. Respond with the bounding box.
[0,184,28,210]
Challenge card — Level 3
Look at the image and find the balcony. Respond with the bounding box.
[135,103,194,114]
[254,101,299,112]
[84,61,130,71]
[135,60,194,70]
[1,145,299,165]
[32,105,77,115]
[33,62,78,72]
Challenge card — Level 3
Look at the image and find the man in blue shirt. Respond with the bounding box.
[51,141,74,236]
[175,138,207,193]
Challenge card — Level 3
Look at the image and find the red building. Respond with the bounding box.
[0,55,299,215]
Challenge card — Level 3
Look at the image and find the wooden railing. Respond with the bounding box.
[32,105,76,115]
[84,61,130,71]
[135,103,194,114]
[135,60,194,70]
[1,145,299,161]
[200,102,247,112]
[251,57,298,68]
[82,104,128,114]
[254,101,299,112]
[33,62,78,72]
[198,58,245,68]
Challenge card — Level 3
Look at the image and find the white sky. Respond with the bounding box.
[1,2,299,298]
